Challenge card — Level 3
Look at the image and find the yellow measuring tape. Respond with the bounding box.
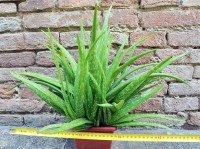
[10,128,200,142]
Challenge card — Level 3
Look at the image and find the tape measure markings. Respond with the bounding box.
[10,128,200,142]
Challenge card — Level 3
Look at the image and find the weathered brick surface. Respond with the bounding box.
[156,49,200,64]
[0,68,25,82]
[140,10,200,27]
[132,48,154,65]
[0,52,35,67]
[24,32,59,50]
[102,0,137,6]
[164,97,199,112]
[23,11,98,29]
[60,31,90,47]
[0,17,21,32]
[0,32,58,51]
[0,0,200,130]
[169,80,200,96]
[19,0,57,12]
[19,87,39,100]
[36,51,54,67]
[194,66,200,79]
[163,65,194,80]
[181,0,200,7]
[130,31,167,47]
[26,67,57,77]
[0,3,16,14]
[0,33,24,51]
[0,0,23,2]
[189,112,200,126]
[156,49,186,64]
[156,84,168,97]
[0,82,16,99]
[168,32,200,47]
[135,98,163,112]
[0,99,45,113]
[0,115,23,126]
[112,32,129,45]
[24,114,64,127]
[107,9,138,27]
[141,0,179,8]
[58,0,95,8]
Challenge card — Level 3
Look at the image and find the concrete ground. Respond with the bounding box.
[1,126,200,149]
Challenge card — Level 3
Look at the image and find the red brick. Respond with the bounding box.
[68,50,79,62]
[135,98,163,112]
[156,49,186,64]
[0,33,25,51]
[19,0,56,12]
[140,10,200,27]
[106,9,138,27]
[0,0,24,2]
[164,97,199,112]
[181,0,200,7]
[141,0,179,8]
[26,67,57,77]
[0,82,16,99]
[0,3,16,13]
[130,31,167,47]
[0,32,59,51]
[168,32,200,47]
[58,0,95,8]
[156,48,200,64]
[102,0,137,6]
[23,10,98,29]
[120,48,155,65]
[19,87,39,100]
[0,52,35,67]
[169,80,200,96]
[60,31,90,47]
[189,112,200,126]
[163,65,194,81]
[156,84,168,97]
[24,32,59,50]
[0,68,25,82]
[36,51,54,67]
[134,48,155,64]
[112,32,129,45]
[0,17,21,32]
[194,66,200,79]
[0,99,45,113]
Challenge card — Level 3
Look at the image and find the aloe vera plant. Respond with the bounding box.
[12,5,188,133]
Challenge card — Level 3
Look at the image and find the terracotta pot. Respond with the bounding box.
[75,127,117,149]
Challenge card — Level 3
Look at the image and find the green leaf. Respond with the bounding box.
[20,72,74,94]
[113,122,170,129]
[43,30,77,73]
[11,72,67,116]
[150,73,188,84]
[114,114,184,124]
[108,49,157,86]
[110,84,164,123]
[98,103,113,108]
[39,118,93,134]
[91,4,99,44]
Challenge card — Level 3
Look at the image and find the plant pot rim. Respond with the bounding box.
[82,126,117,133]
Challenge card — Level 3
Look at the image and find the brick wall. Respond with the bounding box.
[0,0,199,129]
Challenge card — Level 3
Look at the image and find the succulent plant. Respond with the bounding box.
[12,5,187,133]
